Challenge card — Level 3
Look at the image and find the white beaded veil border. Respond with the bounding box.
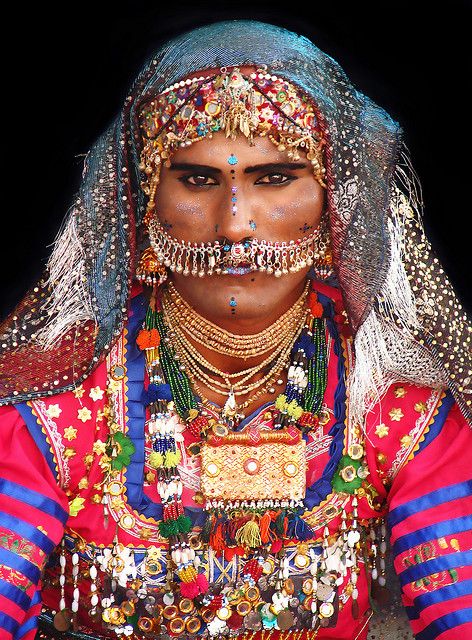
[0,20,469,429]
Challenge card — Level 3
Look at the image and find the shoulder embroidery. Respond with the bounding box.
[386,388,444,481]
[29,399,71,489]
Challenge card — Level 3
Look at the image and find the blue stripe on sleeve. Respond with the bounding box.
[393,514,472,556]
[0,513,55,555]
[0,610,18,634]
[415,606,472,640]
[0,547,40,584]
[388,479,472,528]
[13,589,41,640]
[0,578,30,610]
[399,549,472,588]
[0,477,67,523]
[406,578,472,621]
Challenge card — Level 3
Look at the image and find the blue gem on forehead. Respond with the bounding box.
[227,154,238,165]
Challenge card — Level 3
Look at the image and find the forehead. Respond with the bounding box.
[169,131,293,165]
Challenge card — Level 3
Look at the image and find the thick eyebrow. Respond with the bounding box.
[169,162,222,173]
[244,162,307,174]
[168,161,307,174]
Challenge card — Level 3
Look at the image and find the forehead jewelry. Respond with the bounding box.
[138,66,327,227]
[147,216,329,278]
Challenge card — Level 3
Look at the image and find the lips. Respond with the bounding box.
[223,265,254,276]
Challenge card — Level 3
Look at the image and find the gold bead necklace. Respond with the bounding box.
[161,281,310,418]
[163,280,310,360]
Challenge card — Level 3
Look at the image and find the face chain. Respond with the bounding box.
[148,217,328,278]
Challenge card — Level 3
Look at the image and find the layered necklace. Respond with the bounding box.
[135,279,329,602]
[161,281,310,420]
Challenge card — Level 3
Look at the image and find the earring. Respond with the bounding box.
[311,217,334,281]
[136,246,168,286]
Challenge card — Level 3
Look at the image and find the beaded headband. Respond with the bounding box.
[138,66,327,224]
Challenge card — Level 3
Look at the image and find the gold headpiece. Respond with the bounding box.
[138,66,327,225]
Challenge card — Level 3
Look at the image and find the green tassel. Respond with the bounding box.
[176,514,193,533]
[158,518,179,538]
[275,509,286,535]
[200,514,213,543]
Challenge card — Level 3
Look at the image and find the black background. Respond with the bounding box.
[1,1,470,319]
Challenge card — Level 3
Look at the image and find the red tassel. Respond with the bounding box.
[179,580,199,598]
[210,523,225,552]
[196,572,209,594]
[270,539,283,553]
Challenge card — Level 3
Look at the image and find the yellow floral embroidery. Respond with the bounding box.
[375,423,389,438]
[78,477,89,490]
[69,497,85,517]
[389,408,404,422]
[77,407,92,423]
[394,386,407,398]
[46,404,62,419]
[64,448,77,459]
[107,379,121,394]
[72,385,85,399]
[83,453,94,468]
[64,426,78,441]
[400,434,413,448]
[93,440,107,455]
[89,386,105,402]
[414,402,427,413]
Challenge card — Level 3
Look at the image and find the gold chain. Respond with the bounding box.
[163,280,310,360]
[161,281,310,416]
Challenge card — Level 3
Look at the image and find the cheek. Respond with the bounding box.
[258,189,323,227]
[155,189,208,228]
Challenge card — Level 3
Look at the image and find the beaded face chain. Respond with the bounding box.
[147,216,331,279]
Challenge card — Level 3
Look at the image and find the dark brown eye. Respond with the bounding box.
[180,174,218,186]
[255,173,295,185]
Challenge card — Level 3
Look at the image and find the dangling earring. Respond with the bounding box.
[137,168,168,284]
[311,216,334,281]
[136,246,168,286]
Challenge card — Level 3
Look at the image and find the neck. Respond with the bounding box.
[163,278,309,376]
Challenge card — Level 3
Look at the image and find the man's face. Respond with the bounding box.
[153,129,326,328]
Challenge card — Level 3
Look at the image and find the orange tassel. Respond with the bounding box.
[210,523,225,553]
[259,511,272,543]
[136,328,161,350]
[309,293,324,318]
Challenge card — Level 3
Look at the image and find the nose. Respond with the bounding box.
[215,184,254,242]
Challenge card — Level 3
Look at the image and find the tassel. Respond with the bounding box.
[259,511,273,544]
[286,511,315,541]
[195,572,209,593]
[210,522,225,552]
[275,509,286,535]
[136,328,160,350]
[179,580,200,598]
[235,519,262,548]
[176,514,192,534]
[148,451,163,469]
[164,449,181,467]
[200,514,213,543]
